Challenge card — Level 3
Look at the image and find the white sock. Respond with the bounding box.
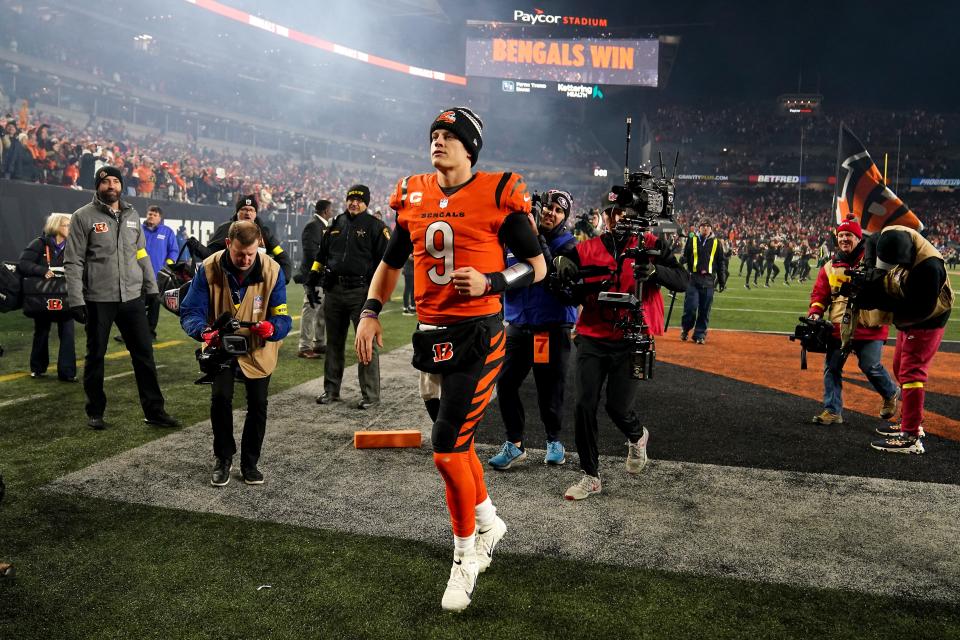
[474,497,497,530]
[454,533,476,556]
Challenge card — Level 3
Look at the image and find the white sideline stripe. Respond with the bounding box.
[104,365,166,381]
[45,345,960,603]
[0,392,50,408]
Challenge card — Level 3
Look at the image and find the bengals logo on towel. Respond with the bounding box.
[432,342,454,363]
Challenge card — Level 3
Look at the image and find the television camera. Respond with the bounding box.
[556,117,678,380]
[195,312,257,384]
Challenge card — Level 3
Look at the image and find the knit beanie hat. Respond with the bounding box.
[236,194,258,213]
[95,165,124,190]
[345,184,370,206]
[543,189,572,221]
[836,215,863,240]
[429,107,483,166]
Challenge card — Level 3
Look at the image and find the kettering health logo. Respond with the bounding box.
[558,83,604,99]
[513,8,608,27]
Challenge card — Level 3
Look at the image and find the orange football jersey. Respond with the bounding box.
[390,171,531,324]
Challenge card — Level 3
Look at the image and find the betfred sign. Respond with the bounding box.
[749,174,807,184]
[513,9,608,27]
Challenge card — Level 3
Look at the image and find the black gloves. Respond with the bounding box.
[306,287,321,307]
[635,262,657,283]
[553,256,579,283]
[70,304,87,324]
[293,272,305,285]
[305,270,323,289]
[716,280,726,293]
[146,292,160,305]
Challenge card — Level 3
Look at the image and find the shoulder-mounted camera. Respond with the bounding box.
[789,315,835,369]
[195,314,256,384]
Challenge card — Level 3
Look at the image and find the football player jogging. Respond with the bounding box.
[355,107,546,612]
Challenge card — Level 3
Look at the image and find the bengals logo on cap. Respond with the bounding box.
[435,111,457,124]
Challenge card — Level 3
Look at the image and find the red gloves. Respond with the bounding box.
[251,321,275,339]
[201,328,220,347]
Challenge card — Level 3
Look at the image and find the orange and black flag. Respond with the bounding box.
[835,125,921,233]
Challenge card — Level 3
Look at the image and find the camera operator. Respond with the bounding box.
[573,207,603,243]
[489,189,579,470]
[294,199,332,359]
[845,225,954,454]
[187,195,292,284]
[180,220,291,485]
[556,196,688,500]
[807,217,899,426]
[679,218,727,344]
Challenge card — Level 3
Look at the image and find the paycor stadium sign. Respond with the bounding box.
[512,9,608,27]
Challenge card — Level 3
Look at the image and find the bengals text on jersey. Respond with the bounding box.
[389,171,531,324]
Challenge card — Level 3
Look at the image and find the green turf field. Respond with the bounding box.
[1,263,958,639]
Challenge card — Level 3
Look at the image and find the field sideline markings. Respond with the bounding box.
[0,392,50,408]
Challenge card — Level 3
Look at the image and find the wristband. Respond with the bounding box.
[359,309,379,321]
[361,298,383,314]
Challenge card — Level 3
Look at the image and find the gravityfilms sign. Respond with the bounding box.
[465,37,658,87]
[512,8,608,27]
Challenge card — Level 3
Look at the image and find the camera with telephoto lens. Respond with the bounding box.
[596,164,677,380]
[195,314,256,384]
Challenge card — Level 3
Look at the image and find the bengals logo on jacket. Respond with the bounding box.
[390,171,530,325]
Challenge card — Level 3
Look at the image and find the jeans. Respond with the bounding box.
[681,277,715,340]
[823,339,898,416]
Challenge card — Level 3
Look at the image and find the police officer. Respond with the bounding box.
[64,166,180,430]
[489,189,579,470]
[295,199,332,359]
[310,184,390,409]
[180,220,292,485]
[680,219,728,344]
[188,195,292,284]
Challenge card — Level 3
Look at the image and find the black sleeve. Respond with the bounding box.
[652,237,690,293]
[259,227,291,284]
[903,260,947,321]
[382,222,413,269]
[206,222,229,254]
[497,212,542,260]
[300,222,322,276]
[18,238,47,277]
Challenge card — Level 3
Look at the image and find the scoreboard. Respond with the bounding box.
[466,37,659,87]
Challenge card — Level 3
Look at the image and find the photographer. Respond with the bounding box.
[187,195,292,284]
[489,189,579,470]
[679,218,727,344]
[847,225,954,455]
[557,197,688,500]
[180,221,291,486]
[573,207,603,243]
[806,217,898,426]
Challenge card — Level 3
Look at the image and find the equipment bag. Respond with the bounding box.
[411,317,490,374]
[0,262,23,313]
[21,275,69,318]
[157,244,196,316]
